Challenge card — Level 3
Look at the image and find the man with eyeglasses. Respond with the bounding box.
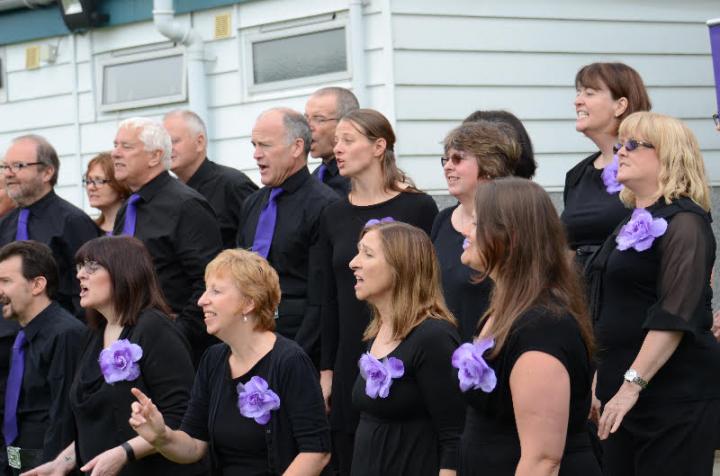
[0,135,99,317]
[163,109,258,249]
[305,87,359,196]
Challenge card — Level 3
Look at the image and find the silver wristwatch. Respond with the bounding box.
[623,369,648,389]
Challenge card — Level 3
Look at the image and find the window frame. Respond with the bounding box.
[0,47,6,104]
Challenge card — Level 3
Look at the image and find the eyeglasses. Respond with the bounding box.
[713,113,719,127]
[305,115,340,126]
[76,260,102,275]
[612,139,655,155]
[440,152,469,167]
[0,162,43,173]
[82,178,112,188]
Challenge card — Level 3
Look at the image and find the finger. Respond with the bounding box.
[131,387,150,405]
[79,457,96,472]
[609,411,624,434]
[597,411,610,439]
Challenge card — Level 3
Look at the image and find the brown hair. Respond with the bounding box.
[443,121,521,179]
[205,249,280,332]
[0,240,58,298]
[360,222,456,341]
[575,62,651,134]
[340,109,418,194]
[472,177,594,357]
[85,152,132,227]
[75,236,172,328]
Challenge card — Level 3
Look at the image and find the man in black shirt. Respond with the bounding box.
[0,241,84,473]
[0,135,99,316]
[305,87,359,197]
[163,109,258,248]
[237,108,337,362]
[111,117,222,362]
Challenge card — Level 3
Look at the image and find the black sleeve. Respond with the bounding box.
[508,313,578,376]
[224,177,258,247]
[643,212,714,333]
[236,199,252,249]
[430,209,444,242]
[415,194,439,236]
[413,321,464,470]
[318,212,339,371]
[180,348,216,441]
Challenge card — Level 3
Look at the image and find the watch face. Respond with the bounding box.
[625,369,638,380]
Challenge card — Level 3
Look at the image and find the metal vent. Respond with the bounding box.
[214,13,231,39]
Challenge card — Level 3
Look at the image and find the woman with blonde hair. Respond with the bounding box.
[457,177,599,475]
[588,112,720,475]
[349,221,463,475]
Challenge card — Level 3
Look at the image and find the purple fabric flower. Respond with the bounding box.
[364,217,395,228]
[601,154,623,194]
[237,376,281,425]
[462,238,470,250]
[616,208,668,252]
[98,339,142,384]
[451,338,496,393]
[358,352,404,399]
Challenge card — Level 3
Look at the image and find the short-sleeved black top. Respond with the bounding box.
[351,319,464,475]
[595,200,720,403]
[431,205,492,341]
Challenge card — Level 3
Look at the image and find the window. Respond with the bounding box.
[97,46,186,112]
[242,13,350,93]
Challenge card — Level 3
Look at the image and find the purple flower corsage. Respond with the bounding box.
[462,238,470,250]
[364,216,395,228]
[616,208,668,252]
[99,339,142,384]
[237,376,281,425]
[601,154,623,194]
[451,338,496,393]
[358,352,404,399]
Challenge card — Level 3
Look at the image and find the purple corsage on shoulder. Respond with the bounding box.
[616,208,667,252]
[237,376,281,425]
[99,339,142,384]
[601,155,623,194]
[451,338,496,393]
[358,352,404,399]
[365,216,395,228]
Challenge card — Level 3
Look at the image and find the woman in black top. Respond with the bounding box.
[457,178,600,476]
[431,121,522,341]
[591,112,720,475]
[318,109,438,474]
[129,249,330,475]
[349,221,463,475]
[25,236,202,476]
[561,62,651,267]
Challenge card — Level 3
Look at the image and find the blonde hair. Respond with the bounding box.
[205,249,281,331]
[360,222,456,341]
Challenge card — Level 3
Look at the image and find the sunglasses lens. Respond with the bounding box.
[625,140,638,152]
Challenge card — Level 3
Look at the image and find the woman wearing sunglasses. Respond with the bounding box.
[589,112,720,475]
[430,121,521,341]
[561,62,651,268]
[83,153,131,235]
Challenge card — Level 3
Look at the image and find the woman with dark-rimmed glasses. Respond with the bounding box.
[83,153,131,235]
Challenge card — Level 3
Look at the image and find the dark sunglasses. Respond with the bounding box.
[612,139,654,155]
[440,153,468,167]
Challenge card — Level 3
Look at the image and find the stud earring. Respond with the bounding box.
[243,315,248,322]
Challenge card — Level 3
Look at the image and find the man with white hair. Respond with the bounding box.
[163,109,257,248]
[111,117,222,362]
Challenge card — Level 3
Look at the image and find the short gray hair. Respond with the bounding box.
[118,117,172,169]
[313,87,359,118]
[163,109,207,138]
[262,108,312,157]
[11,134,59,186]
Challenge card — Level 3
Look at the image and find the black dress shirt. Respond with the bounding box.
[13,301,85,462]
[113,172,222,360]
[186,158,258,249]
[0,190,100,316]
[236,167,338,359]
[311,158,350,197]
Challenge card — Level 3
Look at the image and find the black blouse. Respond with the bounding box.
[431,205,492,341]
[595,199,720,404]
[70,309,202,476]
[351,319,464,475]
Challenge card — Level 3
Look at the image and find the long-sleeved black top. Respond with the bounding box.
[113,171,222,359]
[311,158,350,197]
[186,158,258,249]
[236,166,338,358]
[0,190,100,316]
[13,301,85,463]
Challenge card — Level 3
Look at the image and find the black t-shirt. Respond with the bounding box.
[431,205,492,341]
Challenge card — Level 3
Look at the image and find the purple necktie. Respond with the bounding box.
[121,194,142,236]
[252,188,283,259]
[3,330,26,445]
[316,164,328,183]
[14,209,29,241]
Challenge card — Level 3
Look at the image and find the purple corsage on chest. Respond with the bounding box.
[451,337,496,393]
[616,208,667,252]
[237,376,281,425]
[358,352,404,399]
[99,339,142,384]
[601,155,623,194]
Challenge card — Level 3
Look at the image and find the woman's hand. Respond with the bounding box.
[597,382,641,439]
[20,460,70,476]
[128,387,168,446]
[589,393,602,424]
[79,446,126,476]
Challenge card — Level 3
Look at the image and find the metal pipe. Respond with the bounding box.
[349,0,366,107]
[0,0,54,12]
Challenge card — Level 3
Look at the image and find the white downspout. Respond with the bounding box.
[349,0,367,107]
[152,0,208,123]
